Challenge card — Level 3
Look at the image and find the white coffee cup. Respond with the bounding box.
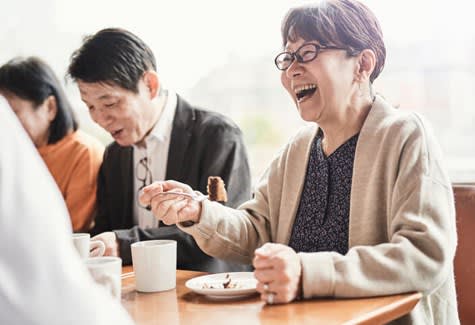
[72,233,105,259]
[131,240,177,293]
[85,256,122,300]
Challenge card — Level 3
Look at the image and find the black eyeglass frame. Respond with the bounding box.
[136,157,153,211]
[274,43,347,71]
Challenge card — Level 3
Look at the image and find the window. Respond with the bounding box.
[2,0,474,183]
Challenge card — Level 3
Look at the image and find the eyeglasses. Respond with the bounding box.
[274,43,346,71]
[136,156,153,210]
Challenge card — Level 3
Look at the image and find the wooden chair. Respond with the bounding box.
[453,184,475,324]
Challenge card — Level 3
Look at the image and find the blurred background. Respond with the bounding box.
[2,0,474,183]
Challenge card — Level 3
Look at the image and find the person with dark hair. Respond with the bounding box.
[67,28,251,272]
[0,57,104,232]
[140,1,458,323]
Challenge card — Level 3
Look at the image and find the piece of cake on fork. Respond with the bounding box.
[207,176,227,202]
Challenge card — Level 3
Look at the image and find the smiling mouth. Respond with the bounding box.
[111,129,123,137]
[295,84,317,102]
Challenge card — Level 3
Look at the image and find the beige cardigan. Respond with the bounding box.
[180,95,459,324]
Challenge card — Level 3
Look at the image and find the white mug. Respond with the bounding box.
[131,240,177,292]
[85,256,122,300]
[72,233,105,259]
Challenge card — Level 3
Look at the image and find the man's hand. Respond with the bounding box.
[91,232,119,257]
[253,243,302,304]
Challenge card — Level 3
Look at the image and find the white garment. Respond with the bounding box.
[133,89,177,229]
[0,97,134,325]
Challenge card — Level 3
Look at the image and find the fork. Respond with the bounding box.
[153,191,208,202]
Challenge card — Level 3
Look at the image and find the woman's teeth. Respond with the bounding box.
[295,84,317,101]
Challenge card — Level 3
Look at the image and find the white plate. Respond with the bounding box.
[185,272,258,299]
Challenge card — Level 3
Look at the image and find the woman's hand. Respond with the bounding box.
[253,243,302,304]
[139,180,202,224]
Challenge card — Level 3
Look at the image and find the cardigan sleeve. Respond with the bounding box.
[178,126,315,265]
[178,146,287,265]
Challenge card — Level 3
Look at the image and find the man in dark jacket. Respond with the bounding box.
[68,28,251,272]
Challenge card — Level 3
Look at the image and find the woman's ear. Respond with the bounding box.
[46,95,58,122]
[355,49,376,82]
[143,71,160,99]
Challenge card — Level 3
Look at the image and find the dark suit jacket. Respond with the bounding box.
[90,95,252,272]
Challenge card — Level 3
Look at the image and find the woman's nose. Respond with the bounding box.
[285,59,302,78]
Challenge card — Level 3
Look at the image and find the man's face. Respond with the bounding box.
[78,79,153,146]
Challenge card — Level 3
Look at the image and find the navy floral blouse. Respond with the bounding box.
[288,131,359,255]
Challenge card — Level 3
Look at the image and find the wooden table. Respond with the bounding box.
[121,266,421,325]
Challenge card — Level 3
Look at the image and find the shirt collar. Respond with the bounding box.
[140,89,177,145]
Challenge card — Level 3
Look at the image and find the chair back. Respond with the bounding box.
[453,184,475,324]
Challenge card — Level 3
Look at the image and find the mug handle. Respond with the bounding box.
[89,240,106,257]
[97,273,120,300]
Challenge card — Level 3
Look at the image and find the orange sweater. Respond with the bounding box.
[38,130,104,232]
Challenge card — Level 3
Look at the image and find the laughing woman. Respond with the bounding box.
[139,1,458,323]
[0,57,104,232]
